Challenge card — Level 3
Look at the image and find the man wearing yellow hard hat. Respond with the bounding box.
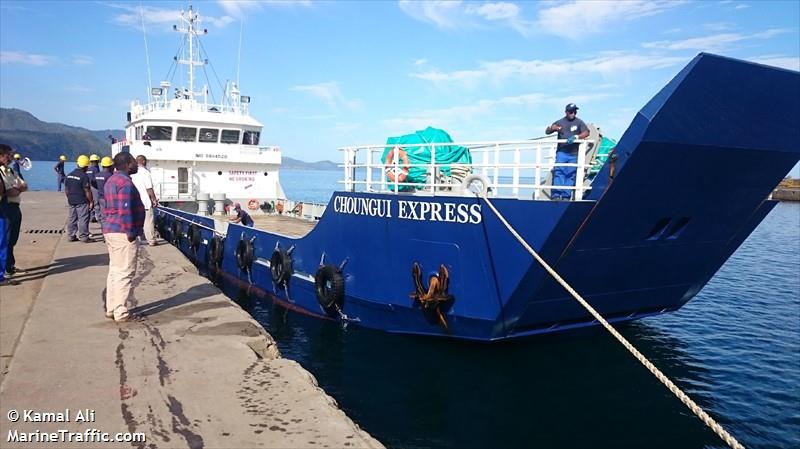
[64,155,94,242]
[54,154,67,191]
[92,156,115,227]
[87,154,102,224]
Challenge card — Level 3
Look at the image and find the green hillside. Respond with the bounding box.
[0,108,123,160]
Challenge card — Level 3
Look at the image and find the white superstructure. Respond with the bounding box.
[112,4,284,211]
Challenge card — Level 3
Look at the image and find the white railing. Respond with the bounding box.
[338,139,595,201]
[130,98,250,120]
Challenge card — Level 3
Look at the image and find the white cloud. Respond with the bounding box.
[749,55,800,71]
[398,0,470,30]
[290,81,361,111]
[468,2,519,21]
[109,4,233,29]
[216,0,312,18]
[398,1,533,35]
[0,51,53,66]
[734,4,751,10]
[535,1,682,39]
[410,53,688,87]
[643,28,791,51]
[72,54,94,65]
[413,58,428,66]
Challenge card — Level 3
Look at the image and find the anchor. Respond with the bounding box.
[410,263,453,329]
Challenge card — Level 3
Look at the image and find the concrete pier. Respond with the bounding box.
[0,192,381,448]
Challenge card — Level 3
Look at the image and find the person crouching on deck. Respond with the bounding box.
[102,153,145,323]
[229,203,254,227]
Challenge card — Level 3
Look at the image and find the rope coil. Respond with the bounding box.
[477,192,745,449]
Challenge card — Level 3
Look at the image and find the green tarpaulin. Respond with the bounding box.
[589,135,617,176]
[381,127,472,191]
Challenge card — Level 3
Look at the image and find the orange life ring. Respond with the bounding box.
[385,146,410,183]
[275,201,284,214]
[247,199,260,211]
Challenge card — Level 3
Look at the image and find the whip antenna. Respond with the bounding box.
[140,2,153,100]
[236,18,243,87]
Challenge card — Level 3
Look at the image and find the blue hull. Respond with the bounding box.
[156,54,800,341]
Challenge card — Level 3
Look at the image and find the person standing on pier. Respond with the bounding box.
[64,155,94,243]
[11,154,24,181]
[0,144,28,277]
[102,152,145,322]
[0,146,13,286]
[131,155,159,246]
[92,156,114,228]
[54,155,66,192]
[87,154,102,224]
[545,103,589,200]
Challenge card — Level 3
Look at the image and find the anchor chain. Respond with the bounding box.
[476,192,745,449]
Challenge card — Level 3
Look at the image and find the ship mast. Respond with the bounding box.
[174,3,207,101]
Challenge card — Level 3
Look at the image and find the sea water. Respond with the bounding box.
[20,161,800,448]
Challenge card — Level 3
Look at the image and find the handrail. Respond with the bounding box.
[338,139,597,201]
[130,98,250,118]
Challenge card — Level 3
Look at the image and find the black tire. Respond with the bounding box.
[207,235,224,266]
[235,238,254,271]
[315,264,344,310]
[171,219,181,245]
[270,249,292,285]
[187,223,202,251]
[155,214,165,237]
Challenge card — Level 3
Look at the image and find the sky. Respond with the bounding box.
[1,0,799,166]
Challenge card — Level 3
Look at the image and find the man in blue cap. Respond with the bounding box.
[545,103,589,200]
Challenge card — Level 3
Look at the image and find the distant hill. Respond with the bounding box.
[0,108,338,169]
[0,108,123,160]
[282,157,338,171]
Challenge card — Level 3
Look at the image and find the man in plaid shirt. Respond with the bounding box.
[102,152,146,322]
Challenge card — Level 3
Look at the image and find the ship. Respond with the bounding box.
[111,5,286,214]
[153,52,799,341]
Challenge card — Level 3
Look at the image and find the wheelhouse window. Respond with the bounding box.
[243,130,260,145]
[199,128,218,143]
[146,126,172,141]
[177,127,197,142]
[220,129,240,144]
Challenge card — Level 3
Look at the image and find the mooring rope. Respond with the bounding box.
[477,191,745,449]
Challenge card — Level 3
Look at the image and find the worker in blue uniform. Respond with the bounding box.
[545,103,590,200]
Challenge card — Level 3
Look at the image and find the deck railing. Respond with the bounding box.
[338,139,596,201]
[130,98,250,120]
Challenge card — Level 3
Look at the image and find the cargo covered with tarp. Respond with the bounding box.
[381,127,472,191]
[589,135,616,178]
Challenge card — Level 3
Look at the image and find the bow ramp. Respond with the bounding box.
[508,53,799,337]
